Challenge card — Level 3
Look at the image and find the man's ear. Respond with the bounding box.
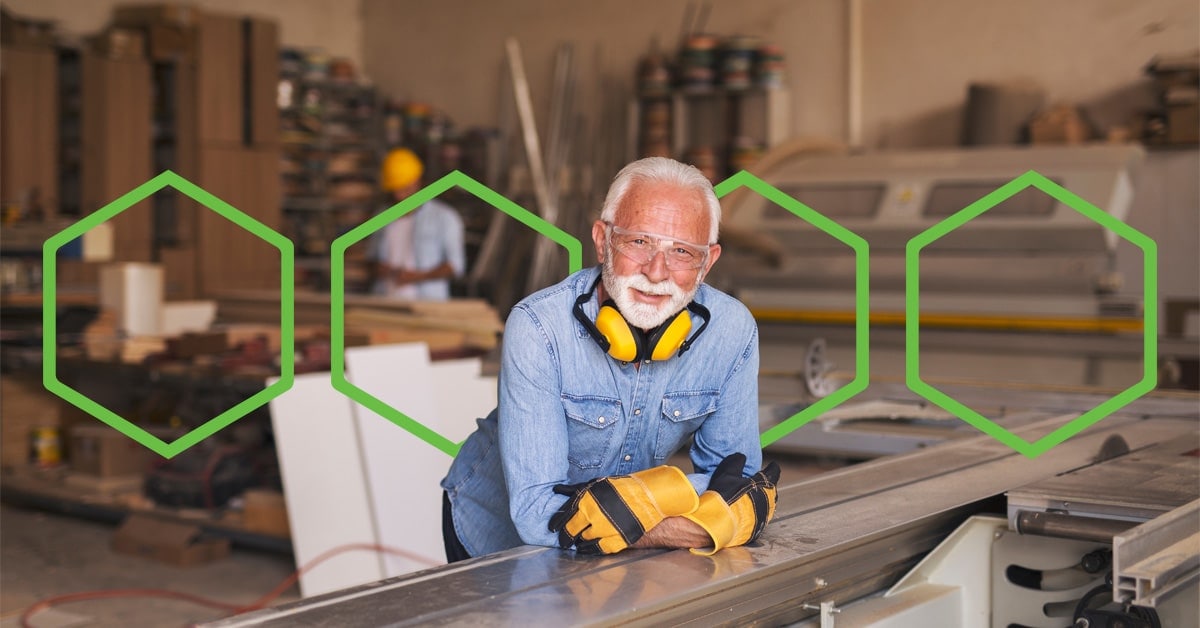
[702,243,722,277]
[591,220,608,263]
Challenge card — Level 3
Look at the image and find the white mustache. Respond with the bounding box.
[625,275,680,297]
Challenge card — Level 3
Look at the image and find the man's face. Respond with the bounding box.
[591,182,722,330]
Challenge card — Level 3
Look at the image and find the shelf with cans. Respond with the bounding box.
[630,34,790,182]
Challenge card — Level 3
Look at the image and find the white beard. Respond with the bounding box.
[602,252,700,330]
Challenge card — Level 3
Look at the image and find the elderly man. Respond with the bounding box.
[440,157,778,561]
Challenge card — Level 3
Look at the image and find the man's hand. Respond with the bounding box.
[391,261,454,286]
[548,466,699,555]
[683,453,781,555]
[391,267,427,285]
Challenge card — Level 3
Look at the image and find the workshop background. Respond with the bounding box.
[1,1,1197,626]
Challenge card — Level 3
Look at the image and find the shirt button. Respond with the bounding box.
[634,408,641,416]
[624,455,631,461]
[598,416,606,424]
[673,410,681,417]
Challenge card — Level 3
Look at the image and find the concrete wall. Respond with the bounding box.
[2,0,365,69]
[359,0,1197,149]
[12,0,1194,149]
[863,0,1200,148]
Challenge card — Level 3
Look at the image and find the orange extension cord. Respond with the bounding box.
[19,543,440,628]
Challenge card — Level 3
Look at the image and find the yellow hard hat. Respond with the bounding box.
[380,148,424,192]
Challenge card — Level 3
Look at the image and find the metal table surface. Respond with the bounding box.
[201,397,1198,628]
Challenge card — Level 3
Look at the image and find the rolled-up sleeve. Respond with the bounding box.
[497,305,572,547]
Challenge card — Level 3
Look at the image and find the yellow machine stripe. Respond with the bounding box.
[750,309,1144,333]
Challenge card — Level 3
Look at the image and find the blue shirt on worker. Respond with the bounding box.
[441,266,762,556]
[368,199,465,301]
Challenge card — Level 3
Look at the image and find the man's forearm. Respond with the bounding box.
[631,516,712,549]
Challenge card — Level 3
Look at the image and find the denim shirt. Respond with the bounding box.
[441,267,762,557]
[368,199,466,300]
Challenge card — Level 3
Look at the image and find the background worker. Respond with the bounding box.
[440,156,779,562]
[369,147,466,300]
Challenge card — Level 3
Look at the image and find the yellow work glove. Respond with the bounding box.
[683,452,781,556]
[549,465,699,555]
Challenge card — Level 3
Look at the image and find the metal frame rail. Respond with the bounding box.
[203,403,1198,627]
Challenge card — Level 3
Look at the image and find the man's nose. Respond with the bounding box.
[643,249,670,283]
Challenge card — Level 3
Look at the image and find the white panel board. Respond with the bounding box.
[345,343,449,577]
[268,372,382,597]
[429,358,497,443]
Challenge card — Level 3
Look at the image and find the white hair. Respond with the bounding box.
[599,157,720,244]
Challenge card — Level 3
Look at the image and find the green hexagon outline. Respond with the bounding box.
[715,171,871,447]
[905,169,1158,458]
[42,170,296,458]
[330,170,583,457]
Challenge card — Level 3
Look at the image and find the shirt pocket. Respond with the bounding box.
[654,390,720,461]
[562,394,623,470]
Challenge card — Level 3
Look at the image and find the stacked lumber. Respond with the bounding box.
[211,290,503,352]
[80,309,167,363]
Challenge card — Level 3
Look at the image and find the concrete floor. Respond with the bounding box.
[0,504,300,628]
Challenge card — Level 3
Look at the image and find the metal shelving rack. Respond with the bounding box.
[279,76,383,291]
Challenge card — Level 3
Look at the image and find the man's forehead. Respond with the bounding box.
[614,182,709,228]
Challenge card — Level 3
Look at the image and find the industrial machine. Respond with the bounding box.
[200,385,1198,628]
[712,144,1164,393]
[196,145,1198,627]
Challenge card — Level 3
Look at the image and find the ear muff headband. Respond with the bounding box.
[573,275,710,363]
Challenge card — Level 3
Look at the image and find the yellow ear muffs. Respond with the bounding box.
[573,275,710,363]
[595,303,641,362]
[645,310,693,361]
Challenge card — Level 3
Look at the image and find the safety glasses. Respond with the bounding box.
[606,223,711,271]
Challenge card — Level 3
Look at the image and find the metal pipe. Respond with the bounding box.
[1016,510,1138,543]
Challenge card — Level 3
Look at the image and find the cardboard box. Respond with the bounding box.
[0,7,57,48]
[69,424,167,477]
[146,23,195,62]
[242,489,290,537]
[1166,103,1199,145]
[88,28,146,60]
[1029,104,1090,145]
[113,3,204,27]
[112,513,231,566]
[0,374,62,469]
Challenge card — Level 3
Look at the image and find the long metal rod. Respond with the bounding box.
[1014,510,1138,543]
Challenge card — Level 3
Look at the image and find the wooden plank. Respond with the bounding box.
[80,53,153,262]
[0,46,59,218]
[195,146,280,294]
[268,372,384,597]
[195,13,242,144]
[247,18,280,147]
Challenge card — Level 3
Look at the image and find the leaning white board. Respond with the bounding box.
[267,372,383,597]
[429,358,498,444]
[345,343,455,577]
